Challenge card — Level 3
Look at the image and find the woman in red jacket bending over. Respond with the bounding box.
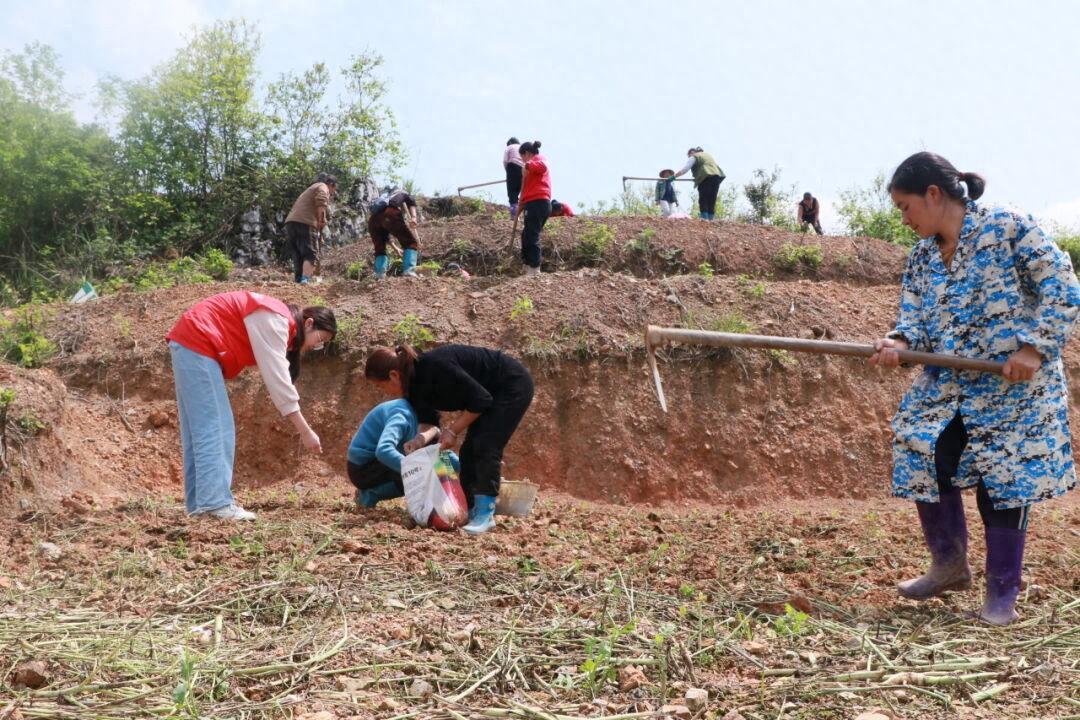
[166,291,336,521]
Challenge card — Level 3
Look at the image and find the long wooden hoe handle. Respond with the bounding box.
[644,325,1004,413]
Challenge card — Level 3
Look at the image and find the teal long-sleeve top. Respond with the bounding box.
[347,399,418,472]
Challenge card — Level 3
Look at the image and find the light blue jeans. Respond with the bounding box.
[169,341,236,514]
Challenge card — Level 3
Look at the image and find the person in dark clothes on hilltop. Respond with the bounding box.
[368,343,535,535]
[798,192,824,235]
[369,189,421,278]
[503,137,524,218]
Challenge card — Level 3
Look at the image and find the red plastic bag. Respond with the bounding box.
[401,446,468,530]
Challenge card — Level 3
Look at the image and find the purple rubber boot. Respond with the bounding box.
[979,527,1025,626]
[897,489,972,600]
[510,203,518,219]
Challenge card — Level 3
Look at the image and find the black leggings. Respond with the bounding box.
[935,412,1029,530]
[505,164,523,205]
[520,199,550,268]
[459,364,535,500]
[347,459,401,492]
[697,175,724,215]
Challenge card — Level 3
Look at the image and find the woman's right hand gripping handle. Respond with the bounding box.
[868,337,909,369]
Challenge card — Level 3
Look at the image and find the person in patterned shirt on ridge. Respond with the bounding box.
[869,151,1080,626]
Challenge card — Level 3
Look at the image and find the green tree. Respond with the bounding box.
[0,45,115,301]
[836,173,918,246]
[319,52,405,179]
[266,63,331,158]
[742,167,797,229]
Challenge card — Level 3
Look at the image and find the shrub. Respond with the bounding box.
[450,238,472,260]
[334,312,364,349]
[510,296,534,322]
[708,312,753,334]
[1056,230,1080,274]
[836,173,918,246]
[392,313,435,349]
[0,306,57,368]
[698,262,714,278]
[626,227,657,256]
[736,274,766,299]
[345,260,366,280]
[200,248,233,280]
[774,243,823,271]
[576,222,614,265]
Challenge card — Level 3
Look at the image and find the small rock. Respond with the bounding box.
[12,660,48,689]
[854,711,893,720]
[721,711,747,720]
[659,704,691,719]
[407,678,433,698]
[37,542,63,562]
[742,640,768,656]
[336,676,368,694]
[341,540,371,555]
[148,410,171,428]
[0,576,13,589]
[617,664,649,691]
[684,687,708,711]
[295,712,336,720]
[377,697,401,711]
[810,325,825,338]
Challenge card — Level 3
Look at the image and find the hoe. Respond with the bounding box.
[644,324,1004,412]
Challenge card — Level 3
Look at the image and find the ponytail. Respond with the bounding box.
[365,344,418,396]
[519,140,542,155]
[960,171,986,201]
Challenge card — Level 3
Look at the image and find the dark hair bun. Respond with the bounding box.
[960,172,986,201]
[533,141,541,150]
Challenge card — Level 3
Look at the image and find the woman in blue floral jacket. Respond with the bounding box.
[870,152,1080,625]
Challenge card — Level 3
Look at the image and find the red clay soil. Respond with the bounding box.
[321,214,908,285]
[4,255,1080,519]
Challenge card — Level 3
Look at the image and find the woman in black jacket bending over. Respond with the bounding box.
[393,344,534,534]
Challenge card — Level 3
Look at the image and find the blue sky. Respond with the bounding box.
[3,0,1079,231]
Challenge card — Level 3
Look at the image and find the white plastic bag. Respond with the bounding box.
[400,445,468,530]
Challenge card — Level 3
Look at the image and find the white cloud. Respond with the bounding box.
[1041,198,1080,230]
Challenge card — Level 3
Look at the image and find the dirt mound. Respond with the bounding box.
[322,214,908,285]
[2,208,1078,517]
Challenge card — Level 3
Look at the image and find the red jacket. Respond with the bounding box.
[550,201,575,217]
[519,155,552,204]
[166,291,296,379]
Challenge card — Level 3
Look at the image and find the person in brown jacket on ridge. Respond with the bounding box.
[285,175,337,284]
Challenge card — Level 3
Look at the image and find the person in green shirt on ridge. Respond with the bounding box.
[672,147,725,220]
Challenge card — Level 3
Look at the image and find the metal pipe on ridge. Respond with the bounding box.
[643,325,1005,412]
[457,179,505,195]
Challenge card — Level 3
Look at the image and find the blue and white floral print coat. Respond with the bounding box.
[888,202,1080,508]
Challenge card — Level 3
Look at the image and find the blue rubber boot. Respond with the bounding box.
[299,275,311,285]
[510,203,518,219]
[402,248,419,277]
[462,494,496,535]
[373,254,389,279]
[356,480,403,508]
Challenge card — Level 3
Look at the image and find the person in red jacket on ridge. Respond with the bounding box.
[517,141,551,276]
[549,200,575,217]
[166,291,337,521]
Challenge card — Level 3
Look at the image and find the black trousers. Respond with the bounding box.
[520,199,550,268]
[347,459,402,492]
[459,361,535,499]
[697,175,724,215]
[505,164,523,205]
[935,412,1028,529]
[285,221,317,281]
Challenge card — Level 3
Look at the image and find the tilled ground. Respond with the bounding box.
[2,212,1079,719]
[0,489,1077,719]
